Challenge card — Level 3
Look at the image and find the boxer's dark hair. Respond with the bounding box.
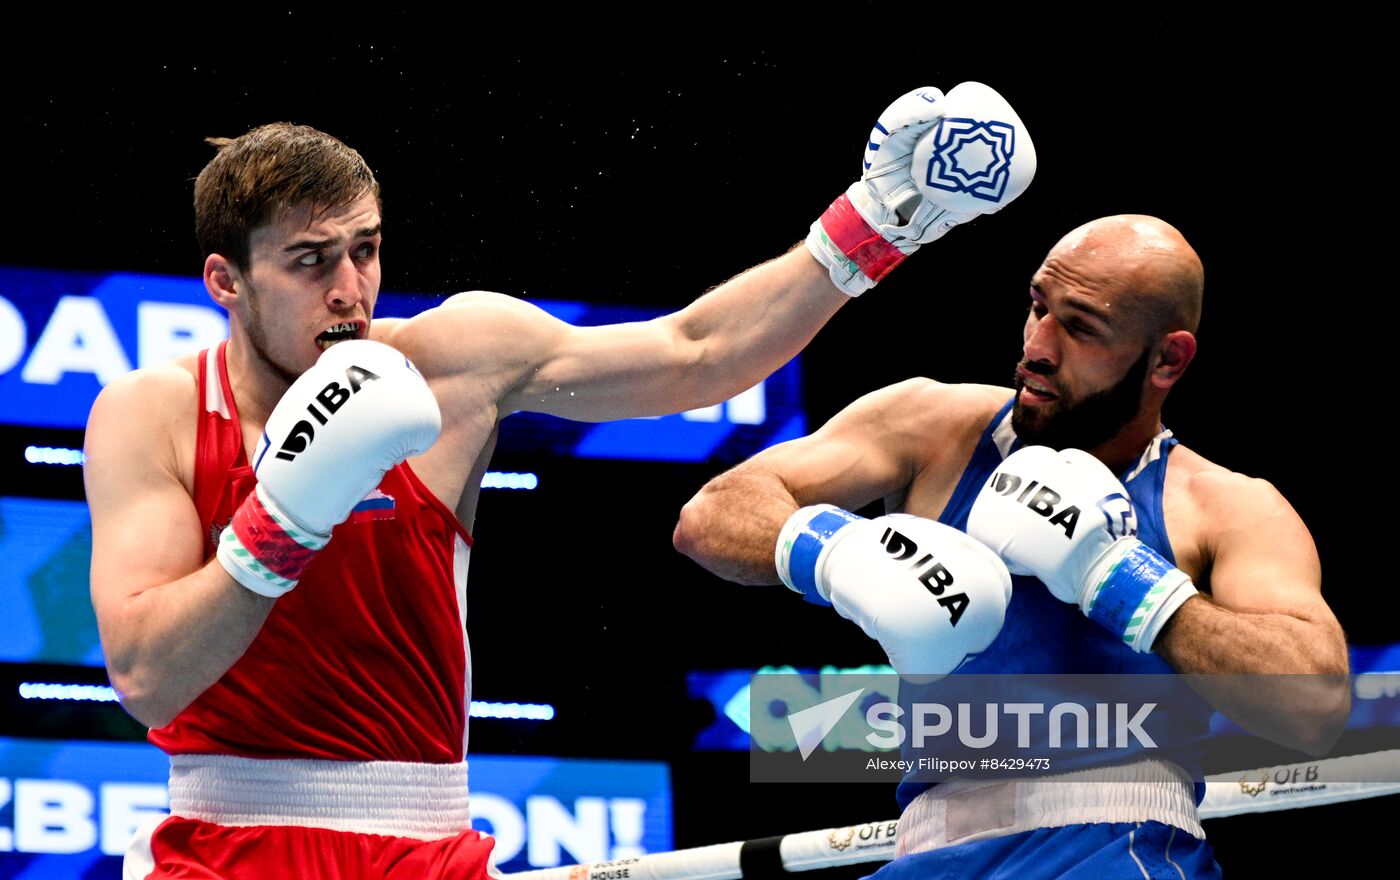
[194,122,381,271]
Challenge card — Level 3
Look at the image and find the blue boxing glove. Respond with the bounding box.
[776,505,1011,676]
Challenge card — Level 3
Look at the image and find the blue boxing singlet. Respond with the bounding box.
[895,398,1208,810]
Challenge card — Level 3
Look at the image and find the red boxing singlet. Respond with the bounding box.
[149,342,474,763]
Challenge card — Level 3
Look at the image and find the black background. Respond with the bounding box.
[1,17,1387,874]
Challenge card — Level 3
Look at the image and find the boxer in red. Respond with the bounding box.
[84,86,1036,878]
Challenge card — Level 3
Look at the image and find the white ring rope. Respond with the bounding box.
[507,820,898,880]
[1198,748,1400,818]
[506,750,1400,880]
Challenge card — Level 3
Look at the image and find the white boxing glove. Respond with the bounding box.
[218,340,442,597]
[776,505,1011,676]
[967,447,1198,653]
[806,83,1036,296]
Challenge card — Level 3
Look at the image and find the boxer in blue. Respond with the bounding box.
[675,215,1351,877]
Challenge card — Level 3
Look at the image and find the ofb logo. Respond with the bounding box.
[826,822,898,853]
[1239,772,1268,798]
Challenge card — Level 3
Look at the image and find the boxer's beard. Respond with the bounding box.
[244,281,302,388]
[1011,348,1152,451]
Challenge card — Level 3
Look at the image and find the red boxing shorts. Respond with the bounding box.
[132,817,495,879]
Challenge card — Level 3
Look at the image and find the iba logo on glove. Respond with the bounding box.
[987,471,1082,538]
[986,471,1138,541]
[878,527,971,627]
[274,364,382,462]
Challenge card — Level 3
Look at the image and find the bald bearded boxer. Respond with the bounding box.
[84,85,1034,878]
[675,215,1350,878]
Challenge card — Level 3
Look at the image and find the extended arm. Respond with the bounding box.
[498,245,847,421]
[403,84,1034,424]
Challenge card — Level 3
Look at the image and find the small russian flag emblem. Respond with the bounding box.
[349,489,397,524]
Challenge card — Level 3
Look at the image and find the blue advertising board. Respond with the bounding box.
[0,738,671,877]
[0,266,805,463]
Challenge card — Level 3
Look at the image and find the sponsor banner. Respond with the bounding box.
[748,673,1400,784]
[0,266,803,464]
[798,819,900,865]
[0,738,671,877]
[1201,749,1400,818]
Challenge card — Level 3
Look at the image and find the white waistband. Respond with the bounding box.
[168,754,472,840]
[896,759,1204,855]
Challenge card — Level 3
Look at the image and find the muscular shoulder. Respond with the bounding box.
[853,380,1009,515]
[377,290,555,380]
[89,357,196,429]
[1164,444,1315,581]
[1167,445,1293,519]
[85,356,199,493]
[850,378,1009,463]
[846,378,1007,433]
[374,290,554,429]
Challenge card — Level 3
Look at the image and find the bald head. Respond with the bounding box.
[1049,215,1204,339]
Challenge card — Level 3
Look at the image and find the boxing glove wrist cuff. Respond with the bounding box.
[775,504,865,605]
[1083,539,1199,653]
[217,485,331,598]
[805,187,910,297]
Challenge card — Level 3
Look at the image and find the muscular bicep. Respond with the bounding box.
[85,372,283,726]
[400,247,840,424]
[752,411,916,512]
[1200,475,1330,621]
[85,376,205,622]
[385,292,595,418]
[402,291,718,422]
[507,317,694,420]
[505,247,842,421]
[674,380,983,584]
[744,378,1002,513]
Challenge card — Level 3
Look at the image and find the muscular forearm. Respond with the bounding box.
[674,467,797,586]
[1157,595,1347,675]
[499,247,850,422]
[659,247,846,409]
[1156,595,1351,756]
[101,561,275,729]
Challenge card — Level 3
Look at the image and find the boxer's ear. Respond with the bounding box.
[1151,331,1196,389]
[204,253,241,309]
